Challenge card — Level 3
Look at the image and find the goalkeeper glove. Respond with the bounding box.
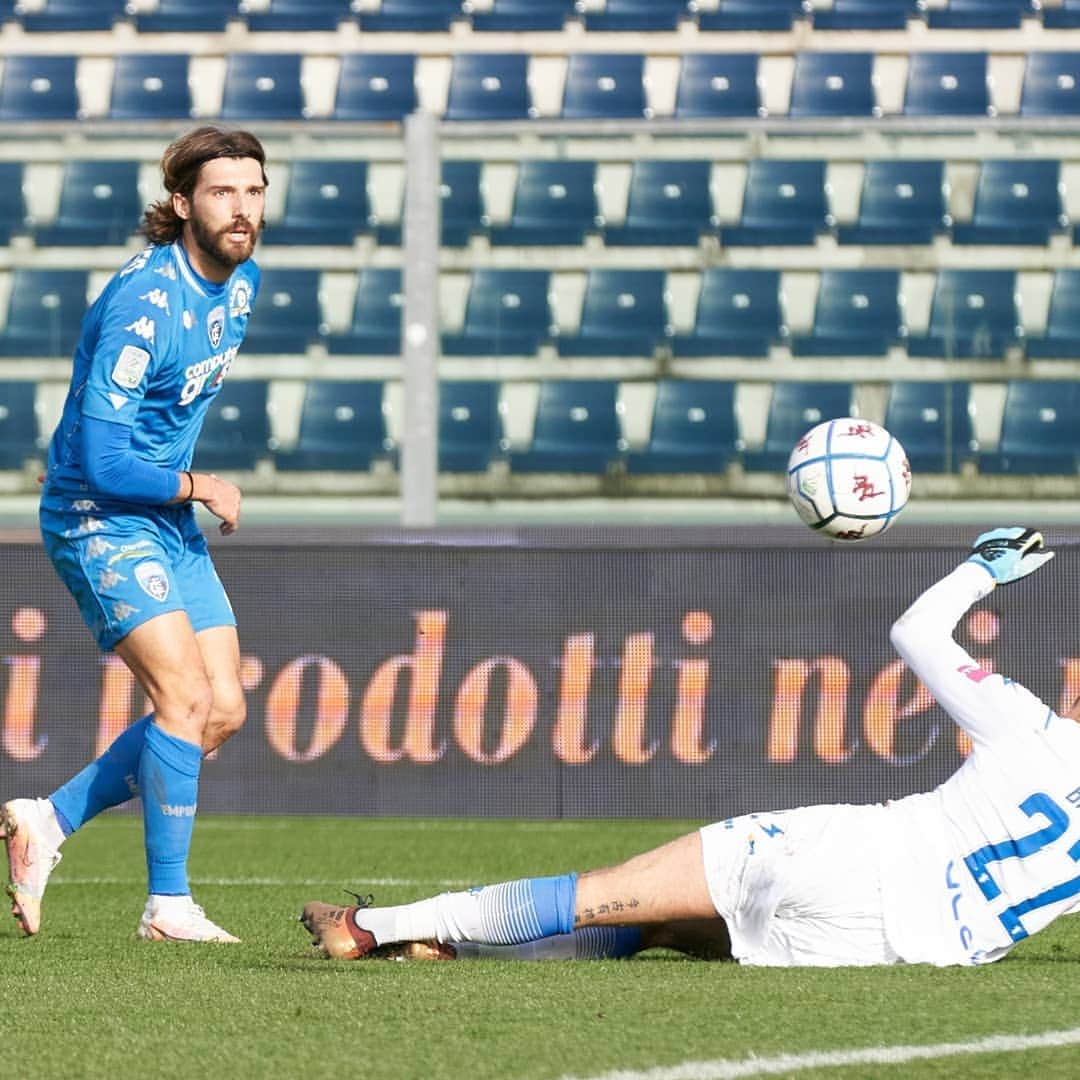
[967,527,1055,585]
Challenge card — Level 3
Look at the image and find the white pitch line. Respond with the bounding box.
[563,1028,1080,1080]
[48,875,475,888]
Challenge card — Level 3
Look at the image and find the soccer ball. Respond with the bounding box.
[786,418,912,541]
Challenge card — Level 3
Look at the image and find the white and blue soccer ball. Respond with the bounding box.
[787,418,912,541]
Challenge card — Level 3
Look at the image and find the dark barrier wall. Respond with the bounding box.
[2,526,1077,819]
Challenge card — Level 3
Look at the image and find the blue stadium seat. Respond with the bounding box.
[557,270,669,357]
[720,159,831,247]
[811,0,922,29]
[0,163,29,245]
[109,54,192,120]
[788,52,878,118]
[698,0,807,31]
[245,0,352,31]
[744,381,856,473]
[358,0,462,31]
[979,380,1080,474]
[135,1,240,32]
[626,379,740,474]
[561,54,648,119]
[0,1,14,21]
[1025,269,1080,358]
[490,160,600,247]
[439,381,506,472]
[904,52,992,116]
[471,0,574,30]
[0,381,39,469]
[262,161,372,246]
[34,160,142,247]
[333,54,417,122]
[674,53,763,118]
[952,160,1066,246]
[791,270,903,357]
[443,270,553,356]
[510,380,624,474]
[0,270,87,357]
[837,160,949,246]
[884,381,976,474]
[220,53,305,121]
[326,269,402,356]
[906,270,1021,359]
[192,381,273,472]
[0,56,79,121]
[241,270,323,354]
[276,381,391,471]
[1021,52,1080,116]
[445,53,533,121]
[19,0,126,31]
[585,0,686,32]
[605,160,714,247]
[672,268,783,358]
[440,160,486,247]
[1043,1,1080,27]
[926,0,1034,29]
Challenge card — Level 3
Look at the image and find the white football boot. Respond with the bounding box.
[1,798,63,936]
[137,895,240,943]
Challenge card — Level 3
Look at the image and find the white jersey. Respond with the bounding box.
[882,562,1080,965]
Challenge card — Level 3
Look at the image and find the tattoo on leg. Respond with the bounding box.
[575,897,640,925]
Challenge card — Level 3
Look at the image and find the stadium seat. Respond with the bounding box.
[439,381,506,472]
[557,270,669,357]
[109,54,192,120]
[671,268,783,358]
[0,270,87,357]
[719,159,831,247]
[443,270,553,356]
[791,270,903,357]
[135,0,240,32]
[490,160,600,247]
[276,381,391,471]
[0,381,39,469]
[0,56,79,121]
[333,53,417,122]
[440,160,486,247]
[837,160,949,246]
[904,53,992,116]
[471,0,574,30]
[788,52,878,118]
[192,381,273,472]
[0,163,29,245]
[326,269,402,356]
[358,0,463,32]
[0,1,14,21]
[1043,1,1080,27]
[220,53,305,121]
[245,0,352,31]
[951,160,1066,246]
[262,160,372,246]
[444,53,533,121]
[906,270,1021,359]
[1020,52,1080,116]
[674,53,763,119]
[926,0,1034,29]
[604,160,714,247]
[510,380,624,474]
[585,0,686,32]
[625,379,740,474]
[979,380,1080,474]
[241,270,323,354]
[1024,269,1080,358]
[698,0,807,31]
[34,160,142,247]
[884,381,976,474]
[19,0,126,31]
[561,54,648,120]
[811,0,922,30]
[744,381,856,472]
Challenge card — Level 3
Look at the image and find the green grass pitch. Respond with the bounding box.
[6,815,1080,1080]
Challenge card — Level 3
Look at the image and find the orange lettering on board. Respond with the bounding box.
[767,657,853,765]
[454,657,537,765]
[553,633,599,765]
[266,655,349,763]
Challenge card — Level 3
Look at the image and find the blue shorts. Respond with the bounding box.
[40,492,236,652]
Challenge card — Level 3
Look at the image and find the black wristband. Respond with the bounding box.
[182,470,194,502]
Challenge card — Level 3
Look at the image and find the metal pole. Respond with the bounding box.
[401,110,440,527]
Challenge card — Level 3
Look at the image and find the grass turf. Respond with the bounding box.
[5,815,1080,1080]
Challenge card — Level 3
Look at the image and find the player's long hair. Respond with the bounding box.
[142,126,268,245]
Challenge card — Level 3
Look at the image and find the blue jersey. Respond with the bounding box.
[43,241,260,501]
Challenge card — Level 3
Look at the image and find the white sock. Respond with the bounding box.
[35,798,67,851]
[356,890,486,946]
[149,893,192,914]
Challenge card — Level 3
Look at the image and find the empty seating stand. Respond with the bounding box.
[439,381,506,472]
[1021,52,1080,116]
[510,380,624,474]
[926,0,1036,29]
[262,160,372,246]
[1025,269,1080,358]
[837,160,949,246]
[979,380,1080,474]
[906,270,1022,359]
[557,270,669,357]
[109,54,193,120]
[951,160,1066,246]
[135,1,240,33]
[698,0,807,32]
[220,54,305,121]
[326,269,402,356]
[904,52,992,116]
[720,160,831,247]
[471,0,574,31]
[444,53,534,122]
[674,53,763,119]
[333,54,417,122]
[358,0,463,32]
[788,52,879,118]
[0,381,39,469]
[442,270,553,357]
[812,0,921,30]
[0,270,88,357]
[0,56,79,121]
[791,270,903,357]
[34,160,142,247]
[241,270,323,355]
[605,160,714,247]
[672,268,784,358]
[490,160,600,247]
[584,0,686,32]
[0,163,28,245]
[744,381,856,472]
[20,0,126,31]
[561,54,649,120]
[245,0,353,31]
[884,381,976,474]
[276,381,391,471]
[192,381,273,472]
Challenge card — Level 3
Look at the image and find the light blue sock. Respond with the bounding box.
[574,926,644,959]
[139,723,202,896]
[477,873,577,944]
[49,714,152,836]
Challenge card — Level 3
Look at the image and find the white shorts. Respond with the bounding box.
[699,803,901,967]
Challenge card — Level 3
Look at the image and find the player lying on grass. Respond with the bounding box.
[303,528,1080,968]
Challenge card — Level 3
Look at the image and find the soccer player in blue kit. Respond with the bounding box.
[2,127,266,942]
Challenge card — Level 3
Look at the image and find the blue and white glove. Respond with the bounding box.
[967,527,1055,585]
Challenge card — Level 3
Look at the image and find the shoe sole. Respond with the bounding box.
[139,921,240,944]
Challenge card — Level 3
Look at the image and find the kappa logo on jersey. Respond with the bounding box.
[183,310,194,330]
[134,560,170,602]
[120,248,152,277]
[229,278,252,318]
[207,305,225,349]
[125,316,156,343]
[155,263,177,281]
[140,289,171,314]
[111,344,150,390]
[85,537,116,559]
[70,499,99,512]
